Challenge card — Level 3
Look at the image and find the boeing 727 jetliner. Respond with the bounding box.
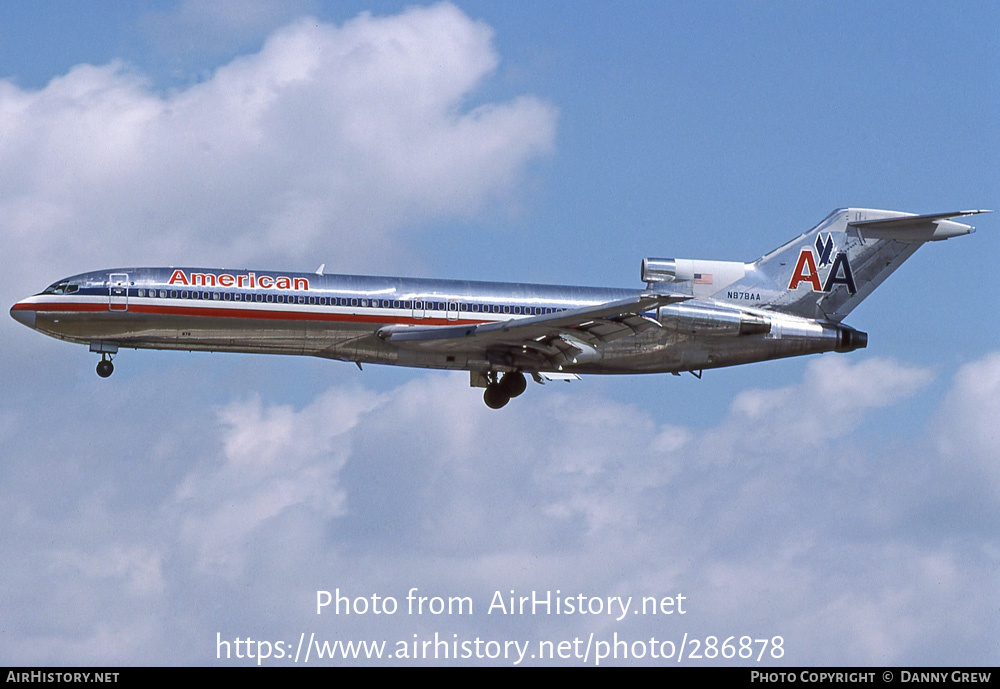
[10,208,988,408]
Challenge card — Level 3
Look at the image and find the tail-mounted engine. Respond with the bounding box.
[641,258,681,284]
[641,257,748,293]
[657,303,771,336]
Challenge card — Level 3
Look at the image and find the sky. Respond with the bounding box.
[1,0,998,667]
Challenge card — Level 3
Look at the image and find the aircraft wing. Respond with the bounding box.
[377,293,686,370]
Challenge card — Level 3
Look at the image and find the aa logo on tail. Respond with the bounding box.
[788,233,857,295]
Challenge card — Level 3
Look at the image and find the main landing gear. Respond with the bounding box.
[483,371,526,409]
[96,354,114,378]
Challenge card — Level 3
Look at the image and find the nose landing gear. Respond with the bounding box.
[96,354,114,378]
[89,341,119,378]
[483,371,526,409]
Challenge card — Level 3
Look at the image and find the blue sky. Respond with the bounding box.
[2,1,998,666]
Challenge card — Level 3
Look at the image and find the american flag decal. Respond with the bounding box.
[694,273,713,285]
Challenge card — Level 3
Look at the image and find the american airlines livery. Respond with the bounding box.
[10,209,987,408]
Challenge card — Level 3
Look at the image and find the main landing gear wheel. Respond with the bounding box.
[482,371,527,409]
[96,355,114,378]
[501,371,526,398]
[483,384,509,409]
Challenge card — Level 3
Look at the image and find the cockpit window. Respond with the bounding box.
[41,282,79,295]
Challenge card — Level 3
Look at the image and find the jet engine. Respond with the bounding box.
[658,303,771,336]
[641,257,747,291]
[641,258,680,283]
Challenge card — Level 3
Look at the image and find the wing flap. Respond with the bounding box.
[533,371,582,384]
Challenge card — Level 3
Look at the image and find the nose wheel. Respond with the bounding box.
[96,354,114,378]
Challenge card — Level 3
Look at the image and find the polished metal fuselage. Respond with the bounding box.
[11,266,848,375]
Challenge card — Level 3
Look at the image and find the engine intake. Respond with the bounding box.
[641,258,677,283]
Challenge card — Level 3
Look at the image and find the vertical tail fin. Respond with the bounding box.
[724,208,987,321]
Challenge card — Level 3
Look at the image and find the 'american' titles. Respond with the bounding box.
[168,269,309,291]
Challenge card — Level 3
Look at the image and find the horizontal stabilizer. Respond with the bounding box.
[849,210,991,241]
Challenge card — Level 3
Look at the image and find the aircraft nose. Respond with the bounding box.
[10,303,36,329]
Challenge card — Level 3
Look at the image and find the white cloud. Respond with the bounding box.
[725,356,933,449]
[0,3,556,305]
[934,352,1000,497]
[5,333,998,664]
[173,387,379,575]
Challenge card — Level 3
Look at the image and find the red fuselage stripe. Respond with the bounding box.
[16,300,490,327]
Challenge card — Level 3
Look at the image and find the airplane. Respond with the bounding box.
[9,208,988,408]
